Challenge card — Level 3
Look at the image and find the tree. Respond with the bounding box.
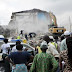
[4,28,10,38]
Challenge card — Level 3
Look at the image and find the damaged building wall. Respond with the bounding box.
[8,9,53,36]
[0,26,4,35]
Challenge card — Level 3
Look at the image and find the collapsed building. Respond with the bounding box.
[8,9,55,36]
[0,26,4,35]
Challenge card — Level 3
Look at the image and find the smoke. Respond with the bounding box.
[9,10,51,34]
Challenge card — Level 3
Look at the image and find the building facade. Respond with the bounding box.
[8,9,54,36]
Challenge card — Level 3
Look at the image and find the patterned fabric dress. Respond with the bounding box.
[30,52,58,72]
[12,64,27,72]
[60,50,72,72]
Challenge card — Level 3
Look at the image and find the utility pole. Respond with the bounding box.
[69,16,71,32]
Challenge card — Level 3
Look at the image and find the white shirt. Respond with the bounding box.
[12,46,26,52]
[1,43,10,54]
[46,42,59,57]
[41,41,59,57]
[60,38,67,52]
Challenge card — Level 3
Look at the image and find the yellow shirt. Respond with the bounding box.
[17,36,20,39]
[36,46,42,53]
[23,39,27,43]
[51,42,57,49]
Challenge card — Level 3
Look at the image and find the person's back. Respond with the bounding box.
[60,38,67,52]
[1,39,10,72]
[12,46,17,52]
[60,37,72,71]
[6,44,33,72]
[51,42,58,49]
[49,36,58,50]
[17,36,20,39]
[60,31,70,52]
[9,51,31,64]
[12,46,26,52]
[31,53,58,72]
[12,40,25,52]
[1,43,10,54]
[1,39,10,54]
[30,41,58,72]
[42,35,59,58]
[46,42,59,58]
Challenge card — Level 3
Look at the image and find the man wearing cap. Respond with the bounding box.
[60,31,70,52]
[43,35,59,59]
[30,41,58,72]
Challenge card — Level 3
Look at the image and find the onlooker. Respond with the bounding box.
[53,36,59,43]
[60,35,65,41]
[36,41,42,54]
[6,44,33,72]
[36,45,42,54]
[43,35,60,72]
[25,33,28,40]
[23,38,27,44]
[49,36,58,50]
[17,36,21,39]
[1,38,11,72]
[60,36,72,71]
[43,35,59,58]
[12,40,26,52]
[30,42,58,72]
[60,31,70,52]
[53,36,61,53]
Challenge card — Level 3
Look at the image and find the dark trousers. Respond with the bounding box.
[2,54,10,72]
[56,66,60,72]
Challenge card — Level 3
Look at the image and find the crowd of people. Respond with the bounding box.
[0,30,72,72]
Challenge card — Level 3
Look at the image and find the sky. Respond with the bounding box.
[0,0,72,28]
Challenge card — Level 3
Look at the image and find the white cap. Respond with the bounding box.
[64,31,70,35]
[41,41,47,46]
[40,41,48,49]
[49,36,54,39]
